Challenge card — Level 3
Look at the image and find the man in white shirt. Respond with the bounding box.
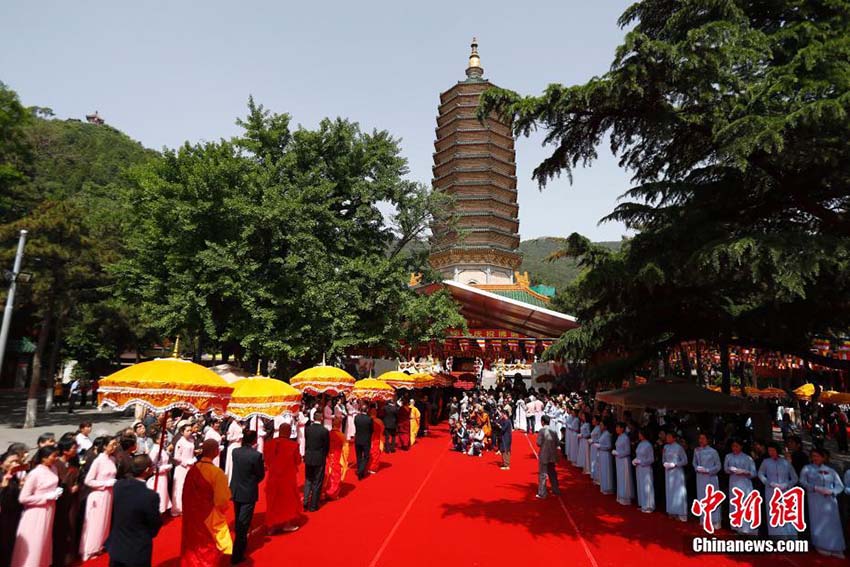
[323,402,334,431]
[75,421,93,454]
[67,379,81,413]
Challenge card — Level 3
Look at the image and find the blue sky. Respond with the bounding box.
[1,0,634,241]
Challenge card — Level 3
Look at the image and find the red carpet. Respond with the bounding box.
[88,425,843,567]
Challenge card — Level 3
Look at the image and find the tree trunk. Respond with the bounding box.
[738,362,747,396]
[720,338,731,396]
[695,342,704,386]
[44,311,66,413]
[25,308,53,428]
[679,344,692,380]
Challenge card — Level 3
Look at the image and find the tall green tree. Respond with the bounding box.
[0,82,33,223]
[114,98,463,375]
[1,95,157,425]
[481,0,850,389]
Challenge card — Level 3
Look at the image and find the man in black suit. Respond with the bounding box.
[382,401,398,453]
[229,429,265,565]
[303,410,329,512]
[354,407,373,479]
[105,454,161,567]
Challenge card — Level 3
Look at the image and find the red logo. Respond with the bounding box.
[768,486,806,532]
[691,484,725,534]
[729,487,763,530]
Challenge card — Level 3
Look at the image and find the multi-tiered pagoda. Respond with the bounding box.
[428,38,521,285]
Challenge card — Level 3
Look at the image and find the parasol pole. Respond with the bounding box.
[153,410,168,492]
[253,359,262,433]
[154,336,180,491]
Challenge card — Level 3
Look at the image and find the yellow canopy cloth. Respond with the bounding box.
[290,364,355,396]
[350,378,396,402]
[820,390,850,405]
[793,383,816,400]
[411,373,436,389]
[378,370,418,390]
[749,386,788,399]
[98,358,233,415]
[227,376,302,419]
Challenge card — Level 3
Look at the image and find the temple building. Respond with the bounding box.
[428,38,521,286]
[419,40,578,386]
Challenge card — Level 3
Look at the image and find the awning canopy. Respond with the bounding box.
[597,381,754,413]
[425,280,579,339]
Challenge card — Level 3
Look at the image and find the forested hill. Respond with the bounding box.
[25,117,157,197]
[398,237,622,291]
[519,237,622,290]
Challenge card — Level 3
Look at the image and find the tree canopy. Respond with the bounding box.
[480,0,850,388]
[110,98,464,373]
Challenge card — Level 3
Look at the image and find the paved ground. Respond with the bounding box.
[0,390,134,450]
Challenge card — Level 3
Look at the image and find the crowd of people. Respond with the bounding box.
[524,390,848,559]
[3,381,849,565]
[446,385,850,559]
[0,392,436,567]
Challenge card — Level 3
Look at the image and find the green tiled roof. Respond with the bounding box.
[531,284,556,298]
[490,289,550,308]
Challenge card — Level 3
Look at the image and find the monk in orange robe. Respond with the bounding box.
[397,401,411,450]
[478,407,493,449]
[368,407,385,474]
[181,440,233,567]
[265,423,303,534]
[322,418,349,500]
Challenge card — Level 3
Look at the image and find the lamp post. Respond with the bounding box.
[0,229,29,379]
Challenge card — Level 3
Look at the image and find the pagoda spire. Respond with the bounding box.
[465,37,484,80]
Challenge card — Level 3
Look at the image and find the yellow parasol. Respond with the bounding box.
[748,386,788,399]
[411,372,436,388]
[98,354,233,493]
[793,383,816,400]
[350,378,396,402]
[98,357,233,415]
[820,390,850,405]
[227,376,302,419]
[378,370,419,390]
[290,359,356,396]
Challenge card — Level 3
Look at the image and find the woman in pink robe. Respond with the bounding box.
[203,419,223,467]
[11,446,60,567]
[79,436,118,561]
[224,419,243,482]
[171,425,196,516]
[146,437,172,514]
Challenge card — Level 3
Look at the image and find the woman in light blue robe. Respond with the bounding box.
[613,422,634,505]
[633,429,655,512]
[578,414,591,471]
[693,433,722,529]
[724,439,758,535]
[589,417,601,482]
[662,431,688,521]
[562,410,573,460]
[799,448,845,558]
[757,442,798,539]
[597,422,615,495]
[568,413,580,464]
[514,398,527,431]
